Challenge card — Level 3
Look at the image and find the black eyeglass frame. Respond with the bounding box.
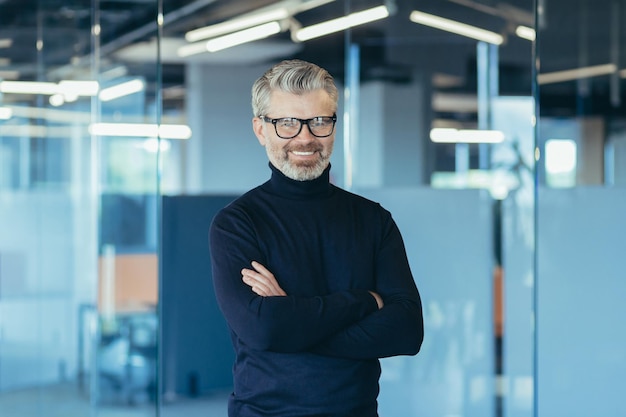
[259,113,337,139]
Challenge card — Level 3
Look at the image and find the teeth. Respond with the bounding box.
[292,151,314,155]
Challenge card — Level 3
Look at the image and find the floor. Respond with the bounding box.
[0,383,229,417]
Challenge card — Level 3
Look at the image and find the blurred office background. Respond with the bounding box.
[0,0,624,416]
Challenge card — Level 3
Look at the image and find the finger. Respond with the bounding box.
[251,261,273,278]
[249,283,270,297]
[243,276,272,296]
[241,269,271,287]
[248,274,283,296]
[242,268,284,297]
[248,263,287,296]
[242,268,273,288]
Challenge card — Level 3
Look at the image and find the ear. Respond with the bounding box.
[252,117,267,146]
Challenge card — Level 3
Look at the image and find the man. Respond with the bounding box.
[209,59,424,417]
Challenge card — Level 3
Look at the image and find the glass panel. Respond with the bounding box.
[536,0,626,415]
[95,0,161,413]
[343,2,534,417]
[0,2,100,416]
[0,0,161,415]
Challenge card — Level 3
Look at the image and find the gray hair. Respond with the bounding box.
[251,59,338,117]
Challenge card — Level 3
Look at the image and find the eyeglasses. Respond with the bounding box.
[260,114,337,139]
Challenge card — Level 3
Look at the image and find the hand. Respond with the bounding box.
[241,261,287,297]
[369,291,384,310]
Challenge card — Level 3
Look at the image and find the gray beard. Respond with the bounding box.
[277,158,328,181]
[266,140,334,181]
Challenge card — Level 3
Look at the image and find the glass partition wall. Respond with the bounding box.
[0,0,163,415]
[535,1,626,416]
[1,0,624,416]
[345,2,534,417]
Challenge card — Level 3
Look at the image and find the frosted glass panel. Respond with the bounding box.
[537,187,626,416]
[360,188,495,417]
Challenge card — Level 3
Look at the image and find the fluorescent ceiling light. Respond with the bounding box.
[0,81,58,95]
[537,63,617,84]
[177,42,211,58]
[206,21,282,52]
[99,79,145,101]
[409,10,504,45]
[0,107,13,120]
[185,0,336,42]
[158,124,192,139]
[58,80,99,96]
[179,21,282,56]
[294,5,389,42]
[89,123,192,140]
[0,38,12,48]
[1,125,92,139]
[515,25,535,41]
[0,80,100,97]
[186,8,289,42]
[430,128,505,143]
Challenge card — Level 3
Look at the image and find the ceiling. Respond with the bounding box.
[0,0,624,116]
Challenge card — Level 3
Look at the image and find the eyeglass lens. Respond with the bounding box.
[270,116,335,139]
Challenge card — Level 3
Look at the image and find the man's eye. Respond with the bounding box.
[278,119,298,128]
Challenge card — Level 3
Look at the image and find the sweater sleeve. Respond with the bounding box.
[312,214,424,359]
[209,206,379,353]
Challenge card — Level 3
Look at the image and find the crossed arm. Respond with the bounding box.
[242,260,385,309]
[210,208,423,359]
[240,257,423,360]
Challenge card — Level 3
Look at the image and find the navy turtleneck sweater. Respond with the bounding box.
[209,163,423,417]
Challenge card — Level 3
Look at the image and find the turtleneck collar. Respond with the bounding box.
[264,162,333,199]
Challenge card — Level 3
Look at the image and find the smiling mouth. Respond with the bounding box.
[291,151,315,156]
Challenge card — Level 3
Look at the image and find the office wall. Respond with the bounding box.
[185,64,269,194]
[354,79,428,188]
[160,195,237,399]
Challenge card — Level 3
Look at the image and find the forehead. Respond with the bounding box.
[268,89,335,116]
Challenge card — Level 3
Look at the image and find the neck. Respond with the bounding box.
[265,162,333,199]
